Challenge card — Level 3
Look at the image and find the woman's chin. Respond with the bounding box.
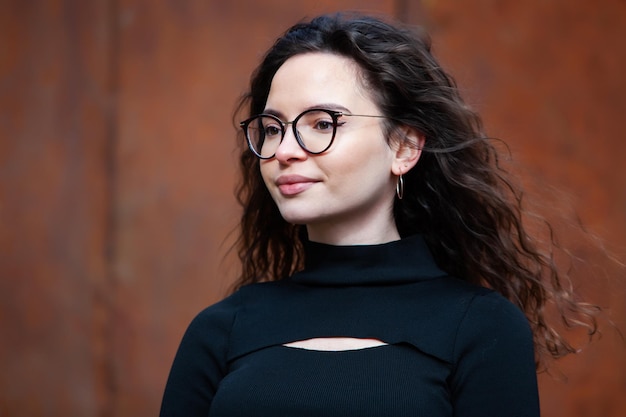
[278,211,314,226]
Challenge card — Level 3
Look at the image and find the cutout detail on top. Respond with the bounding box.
[283,337,388,351]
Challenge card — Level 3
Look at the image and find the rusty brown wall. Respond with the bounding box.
[0,1,112,416]
[0,0,624,416]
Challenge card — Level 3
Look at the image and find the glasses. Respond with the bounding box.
[240,108,387,159]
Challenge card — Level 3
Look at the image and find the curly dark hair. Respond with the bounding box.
[232,12,599,368]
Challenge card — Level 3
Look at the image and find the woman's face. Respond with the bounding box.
[260,52,400,244]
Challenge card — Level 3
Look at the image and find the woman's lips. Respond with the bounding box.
[275,175,318,196]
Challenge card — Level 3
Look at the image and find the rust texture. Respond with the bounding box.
[0,0,624,416]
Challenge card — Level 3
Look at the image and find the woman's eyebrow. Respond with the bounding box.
[262,103,351,118]
[304,103,350,113]
[261,108,284,118]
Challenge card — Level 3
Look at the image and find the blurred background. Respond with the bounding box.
[1,0,625,416]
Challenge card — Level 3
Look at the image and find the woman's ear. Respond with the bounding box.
[391,127,424,176]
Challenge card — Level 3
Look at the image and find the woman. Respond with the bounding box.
[160,13,598,416]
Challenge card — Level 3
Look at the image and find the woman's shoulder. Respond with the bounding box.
[445,277,528,324]
[185,290,244,334]
[434,276,530,333]
[442,278,534,363]
[188,281,288,326]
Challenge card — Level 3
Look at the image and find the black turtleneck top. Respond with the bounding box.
[159,235,539,417]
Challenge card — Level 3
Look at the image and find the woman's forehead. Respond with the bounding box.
[266,52,375,112]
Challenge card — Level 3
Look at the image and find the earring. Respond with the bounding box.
[396,173,404,200]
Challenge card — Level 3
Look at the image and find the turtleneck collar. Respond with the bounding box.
[289,234,447,286]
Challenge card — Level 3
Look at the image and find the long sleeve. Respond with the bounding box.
[159,293,239,417]
[450,291,540,417]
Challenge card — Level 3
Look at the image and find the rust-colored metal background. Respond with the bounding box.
[1,1,624,416]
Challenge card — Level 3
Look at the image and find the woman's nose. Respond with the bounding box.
[274,125,307,162]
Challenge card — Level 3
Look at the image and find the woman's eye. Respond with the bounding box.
[313,120,334,131]
[264,125,281,136]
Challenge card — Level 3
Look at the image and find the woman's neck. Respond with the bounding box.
[306,220,401,246]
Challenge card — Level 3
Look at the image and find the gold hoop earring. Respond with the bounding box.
[396,174,404,200]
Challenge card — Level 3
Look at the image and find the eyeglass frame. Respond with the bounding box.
[239,108,387,159]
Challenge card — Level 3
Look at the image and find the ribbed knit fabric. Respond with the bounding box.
[159,235,540,417]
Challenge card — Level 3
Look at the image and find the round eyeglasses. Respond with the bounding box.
[240,108,386,159]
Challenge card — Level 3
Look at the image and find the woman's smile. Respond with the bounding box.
[275,174,320,196]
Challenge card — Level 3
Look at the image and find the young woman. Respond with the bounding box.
[160,13,598,417]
